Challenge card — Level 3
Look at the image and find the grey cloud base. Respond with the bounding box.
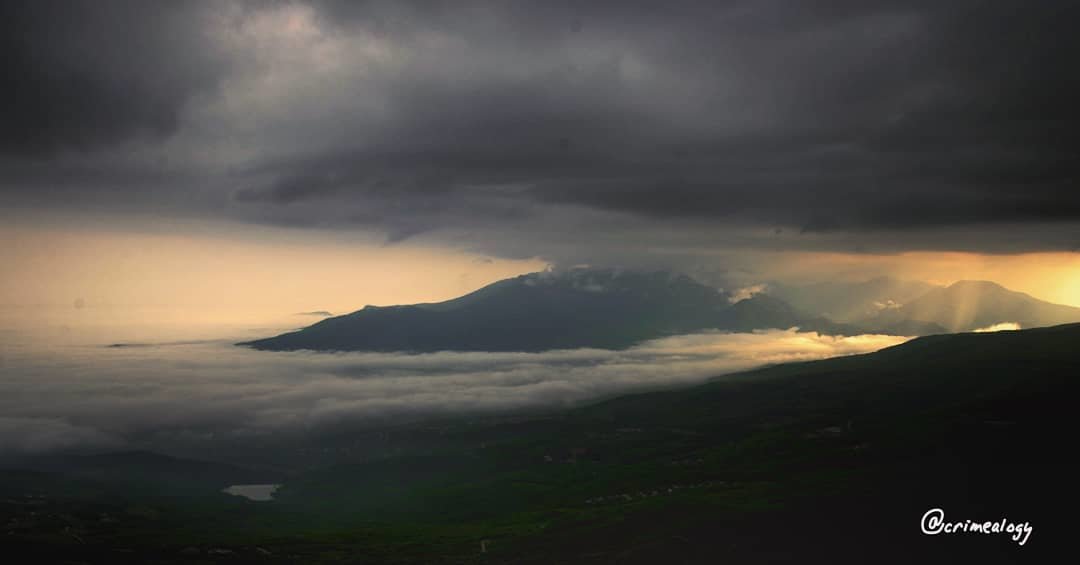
[1,1,1078,258]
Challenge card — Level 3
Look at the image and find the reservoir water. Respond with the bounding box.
[223,484,281,501]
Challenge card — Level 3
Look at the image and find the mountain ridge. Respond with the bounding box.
[242,269,1080,353]
[242,268,859,353]
[858,279,1080,332]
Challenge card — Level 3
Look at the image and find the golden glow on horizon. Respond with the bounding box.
[0,226,547,318]
[760,251,1080,307]
[4,225,1080,326]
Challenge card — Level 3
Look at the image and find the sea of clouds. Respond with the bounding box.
[0,319,908,458]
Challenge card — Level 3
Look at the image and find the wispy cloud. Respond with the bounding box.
[0,417,124,456]
[973,322,1021,333]
[728,284,767,303]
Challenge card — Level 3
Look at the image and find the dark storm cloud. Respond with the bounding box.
[1,0,1078,254]
[0,0,230,156]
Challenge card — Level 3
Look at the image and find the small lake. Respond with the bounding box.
[223,484,281,501]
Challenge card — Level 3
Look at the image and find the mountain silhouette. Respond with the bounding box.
[860,280,1080,332]
[767,276,937,322]
[242,268,858,353]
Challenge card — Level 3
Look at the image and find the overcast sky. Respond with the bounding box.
[2,1,1079,304]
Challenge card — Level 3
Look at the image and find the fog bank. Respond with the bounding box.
[0,325,907,457]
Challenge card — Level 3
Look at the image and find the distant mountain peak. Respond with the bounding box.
[862,279,1080,332]
[511,267,718,296]
[947,280,1007,291]
[241,268,852,353]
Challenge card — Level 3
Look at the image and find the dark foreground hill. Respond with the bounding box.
[275,323,1078,562]
[13,451,272,492]
[243,268,860,352]
[5,323,1077,563]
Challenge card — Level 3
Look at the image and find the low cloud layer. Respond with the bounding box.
[0,330,907,457]
[973,322,1022,333]
[0,417,124,456]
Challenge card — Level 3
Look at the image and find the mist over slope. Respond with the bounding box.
[768,277,938,322]
[0,325,907,464]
